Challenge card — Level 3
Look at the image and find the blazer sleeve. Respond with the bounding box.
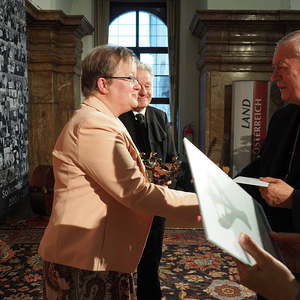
[75,115,199,224]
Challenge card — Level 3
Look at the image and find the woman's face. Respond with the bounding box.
[107,58,141,115]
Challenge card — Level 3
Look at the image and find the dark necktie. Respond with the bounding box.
[135,114,146,127]
[135,113,145,124]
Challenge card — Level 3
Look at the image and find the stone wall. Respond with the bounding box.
[0,0,29,216]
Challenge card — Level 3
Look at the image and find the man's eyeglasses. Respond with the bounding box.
[101,76,139,86]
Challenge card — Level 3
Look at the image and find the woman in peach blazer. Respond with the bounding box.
[38,45,200,300]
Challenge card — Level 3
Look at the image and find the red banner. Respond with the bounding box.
[251,81,268,160]
[231,80,270,176]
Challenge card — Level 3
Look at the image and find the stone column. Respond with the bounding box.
[26,1,94,175]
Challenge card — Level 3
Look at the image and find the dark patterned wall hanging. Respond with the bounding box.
[0,0,28,216]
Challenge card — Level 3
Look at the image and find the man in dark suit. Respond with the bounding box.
[238,31,300,235]
[119,62,177,300]
[237,30,300,300]
[238,104,300,233]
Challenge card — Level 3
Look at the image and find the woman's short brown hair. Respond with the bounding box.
[81,45,137,98]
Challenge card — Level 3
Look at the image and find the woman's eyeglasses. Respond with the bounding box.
[101,76,139,86]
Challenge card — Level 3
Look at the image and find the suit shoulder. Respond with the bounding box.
[147,105,164,114]
[147,106,167,118]
[73,107,120,132]
[271,104,299,121]
[119,111,133,122]
[276,103,299,115]
[119,111,133,118]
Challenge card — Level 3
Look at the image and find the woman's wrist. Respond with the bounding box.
[289,279,300,300]
[271,274,299,300]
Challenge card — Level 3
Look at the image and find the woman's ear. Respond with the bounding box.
[96,77,110,94]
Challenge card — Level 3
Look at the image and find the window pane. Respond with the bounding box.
[108,11,136,47]
[150,104,171,122]
[138,11,168,47]
[153,75,170,98]
[108,9,170,111]
[140,53,169,98]
[140,53,169,75]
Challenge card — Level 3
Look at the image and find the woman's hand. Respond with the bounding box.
[271,232,300,273]
[235,233,300,300]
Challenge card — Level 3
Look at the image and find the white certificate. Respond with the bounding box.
[233,176,269,187]
[184,138,281,266]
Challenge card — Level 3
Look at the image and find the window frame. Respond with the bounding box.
[109,2,169,105]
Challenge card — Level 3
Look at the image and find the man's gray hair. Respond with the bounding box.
[277,30,300,56]
[137,62,153,76]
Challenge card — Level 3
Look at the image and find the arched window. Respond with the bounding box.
[108,8,170,120]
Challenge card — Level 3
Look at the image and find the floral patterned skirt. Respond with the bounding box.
[42,260,136,300]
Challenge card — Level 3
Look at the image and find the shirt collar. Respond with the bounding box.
[133,107,146,116]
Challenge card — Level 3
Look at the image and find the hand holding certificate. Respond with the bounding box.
[233,176,269,187]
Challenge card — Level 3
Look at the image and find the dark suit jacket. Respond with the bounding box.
[119,106,177,163]
[238,103,300,232]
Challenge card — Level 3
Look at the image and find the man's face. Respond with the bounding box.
[272,40,300,105]
[134,69,152,112]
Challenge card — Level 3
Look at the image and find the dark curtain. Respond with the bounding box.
[94,0,110,45]
[166,0,180,141]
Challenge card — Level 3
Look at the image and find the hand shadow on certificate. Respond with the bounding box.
[210,181,251,230]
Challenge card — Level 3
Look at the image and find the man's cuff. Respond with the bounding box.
[292,190,300,232]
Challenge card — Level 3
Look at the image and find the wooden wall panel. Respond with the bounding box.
[26,1,94,176]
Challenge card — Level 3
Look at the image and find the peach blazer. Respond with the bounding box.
[38,96,199,273]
